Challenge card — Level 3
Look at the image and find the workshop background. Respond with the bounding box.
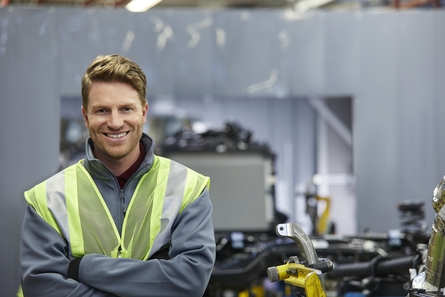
[1,0,445,296]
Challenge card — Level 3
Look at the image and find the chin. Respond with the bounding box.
[107,151,130,160]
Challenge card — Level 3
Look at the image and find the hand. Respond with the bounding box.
[67,257,83,282]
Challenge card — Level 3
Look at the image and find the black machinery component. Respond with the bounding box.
[206,222,429,297]
[161,121,266,154]
[160,121,288,233]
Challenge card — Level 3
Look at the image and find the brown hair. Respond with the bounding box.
[81,54,147,111]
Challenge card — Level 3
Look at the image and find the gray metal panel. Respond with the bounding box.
[291,98,317,231]
[324,12,360,95]
[133,10,177,96]
[213,10,292,97]
[0,7,60,296]
[288,12,325,95]
[170,9,215,96]
[173,95,229,125]
[431,12,445,223]
[134,9,215,97]
[293,98,317,185]
[271,98,299,218]
[353,11,445,233]
[168,152,274,231]
[396,11,440,227]
[58,8,139,96]
[354,12,401,232]
[327,100,352,173]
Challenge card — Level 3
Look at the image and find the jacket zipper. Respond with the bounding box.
[120,189,126,217]
[119,188,125,258]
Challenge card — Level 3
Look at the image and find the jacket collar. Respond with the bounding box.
[82,133,156,181]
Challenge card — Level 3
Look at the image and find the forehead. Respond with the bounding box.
[88,81,141,106]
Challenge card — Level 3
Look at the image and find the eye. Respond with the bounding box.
[94,107,110,115]
[121,107,132,112]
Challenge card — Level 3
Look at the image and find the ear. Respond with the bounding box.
[142,103,149,124]
[81,106,89,126]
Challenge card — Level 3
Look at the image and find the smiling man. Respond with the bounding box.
[19,54,216,297]
[82,80,148,176]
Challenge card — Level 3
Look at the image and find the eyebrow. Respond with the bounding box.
[90,102,137,110]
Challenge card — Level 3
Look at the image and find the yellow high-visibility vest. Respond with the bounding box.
[24,155,209,260]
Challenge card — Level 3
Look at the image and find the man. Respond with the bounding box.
[19,54,216,297]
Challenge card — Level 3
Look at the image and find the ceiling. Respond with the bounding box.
[2,0,441,10]
[4,0,297,9]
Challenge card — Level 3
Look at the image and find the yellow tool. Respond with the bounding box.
[267,223,333,297]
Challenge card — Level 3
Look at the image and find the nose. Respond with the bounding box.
[107,110,124,130]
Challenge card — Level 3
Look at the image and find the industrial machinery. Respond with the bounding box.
[267,223,334,297]
[266,222,425,297]
[266,174,445,297]
[160,121,287,233]
[159,121,445,297]
[205,200,431,297]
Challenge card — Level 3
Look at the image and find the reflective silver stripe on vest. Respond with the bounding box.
[149,159,188,257]
[46,170,70,242]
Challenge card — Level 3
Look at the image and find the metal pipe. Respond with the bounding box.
[424,215,445,290]
[423,176,445,291]
[413,176,445,291]
[275,223,319,265]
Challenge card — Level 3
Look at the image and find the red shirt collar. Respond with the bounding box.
[116,142,145,189]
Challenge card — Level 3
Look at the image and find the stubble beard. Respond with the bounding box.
[90,126,143,161]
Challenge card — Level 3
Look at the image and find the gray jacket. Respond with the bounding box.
[20,133,216,297]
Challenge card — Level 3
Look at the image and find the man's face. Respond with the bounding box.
[82,81,148,164]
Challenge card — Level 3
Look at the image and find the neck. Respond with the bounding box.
[94,146,141,177]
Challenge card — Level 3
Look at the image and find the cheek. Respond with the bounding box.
[85,118,103,130]
[88,115,104,123]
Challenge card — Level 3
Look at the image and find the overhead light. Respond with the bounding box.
[125,0,162,12]
[294,0,333,13]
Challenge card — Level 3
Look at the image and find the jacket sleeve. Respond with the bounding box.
[20,206,117,297]
[77,189,216,297]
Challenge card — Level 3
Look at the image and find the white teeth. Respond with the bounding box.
[108,133,127,139]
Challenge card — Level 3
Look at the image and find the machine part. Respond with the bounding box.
[408,288,441,297]
[432,177,445,216]
[398,201,427,234]
[410,175,445,295]
[267,223,334,297]
[315,196,331,235]
[275,223,319,265]
[423,215,445,292]
[327,254,420,279]
[267,261,327,297]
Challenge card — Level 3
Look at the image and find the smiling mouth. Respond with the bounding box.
[105,132,129,139]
